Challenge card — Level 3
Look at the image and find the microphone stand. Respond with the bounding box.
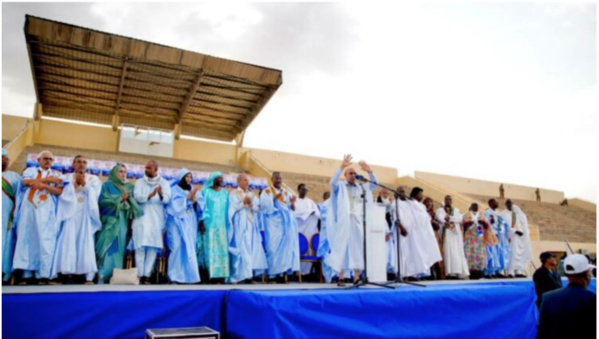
[356,177,425,288]
[350,181,395,290]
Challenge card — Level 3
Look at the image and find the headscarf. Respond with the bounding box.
[173,168,192,191]
[202,171,223,193]
[107,163,143,219]
[108,164,129,194]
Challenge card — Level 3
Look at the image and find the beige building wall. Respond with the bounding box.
[246,147,398,185]
[175,137,237,167]
[36,118,119,152]
[2,115,30,141]
[416,171,565,204]
[569,198,597,213]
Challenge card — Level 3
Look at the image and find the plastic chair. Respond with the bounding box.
[299,233,321,283]
[311,233,320,255]
[310,233,324,283]
[299,233,309,256]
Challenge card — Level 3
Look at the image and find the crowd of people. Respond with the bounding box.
[0,150,552,286]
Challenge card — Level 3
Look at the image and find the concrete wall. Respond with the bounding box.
[246,147,398,185]
[2,117,34,164]
[2,115,30,141]
[36,118,119,152]
[175,137,237,167]
[569,198,597,213]
[416,171,565,204]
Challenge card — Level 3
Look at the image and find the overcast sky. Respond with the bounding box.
[2,2,597,202]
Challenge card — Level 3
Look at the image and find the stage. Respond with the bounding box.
[3,278,596,339]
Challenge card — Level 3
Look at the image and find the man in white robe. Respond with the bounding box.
[228,174,267,283]
[435,195,469,279]
[132,160,171,284]
[12,151,64,284]
[294,183,321,275]
[377,190,396,276]
[326,154,377,285]
[407,187,443,278]
[391,186,436,280]
[502,199,532,277]
[51,155,102,284]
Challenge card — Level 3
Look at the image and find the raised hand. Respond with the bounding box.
[290,195,297,204]
[243,196,253,206]
[341,154,353,169]
[121,192,130,201]
[358,160,371,173]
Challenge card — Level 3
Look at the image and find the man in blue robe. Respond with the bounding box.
[316,191,335,283]
[260,172,299,283]
[484,198,508,278]
[2,149,21,283]
[228,173,267,283]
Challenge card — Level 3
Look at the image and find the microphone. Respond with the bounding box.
[354,174,367,181]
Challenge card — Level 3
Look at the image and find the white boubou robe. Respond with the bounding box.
[391,199,441,278]
[51,173,102,278]
[131,175,172,250]
[501,205,532,274]
[435,206,469,277]
[228,188,268,282]
[325,169,377,274]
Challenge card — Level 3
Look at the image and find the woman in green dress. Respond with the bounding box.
[96,164,143,283]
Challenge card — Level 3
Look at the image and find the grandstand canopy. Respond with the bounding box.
[24,15,283,142]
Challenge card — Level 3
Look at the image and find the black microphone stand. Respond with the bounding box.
[350,181,395,290]
[355,177,425,288]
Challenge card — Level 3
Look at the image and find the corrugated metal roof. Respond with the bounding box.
[25,15,283,141]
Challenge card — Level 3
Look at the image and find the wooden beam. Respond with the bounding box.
[238,84,279,132]
[177,71,203,122]
[114,57,129,119]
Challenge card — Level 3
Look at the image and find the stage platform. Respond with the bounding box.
[3,278,596,339]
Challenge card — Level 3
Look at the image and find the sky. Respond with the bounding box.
[1,2,597,202]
